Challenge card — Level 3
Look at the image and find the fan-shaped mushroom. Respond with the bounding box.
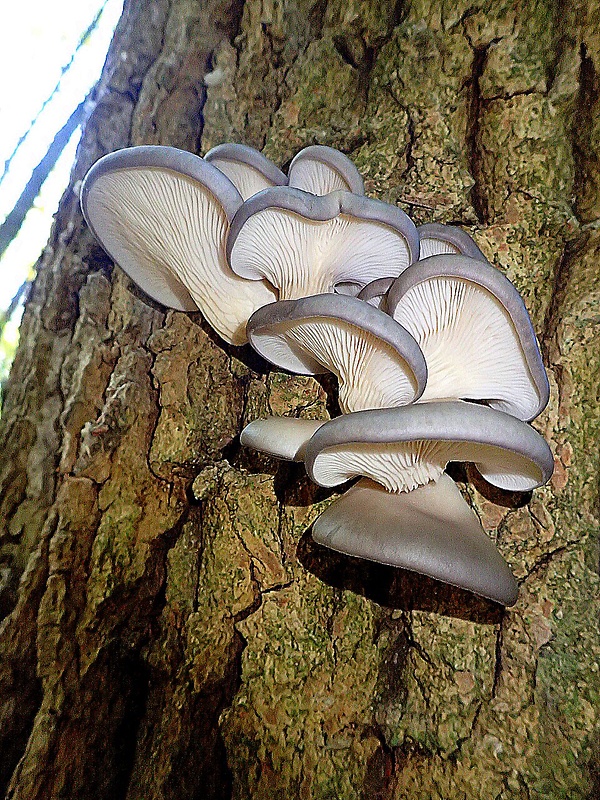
[287,145,364,195]
[387,254,550,421]
[312,474,518,606]
[240,417,325,461]
[246,294,427,412]
[204,143,287,200]
[418,223,487,260]
[303,401,553,493]
[80,146,276,345]
[302,401,553,605]
[227,188,419,300]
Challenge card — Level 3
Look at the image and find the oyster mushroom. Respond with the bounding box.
[303,402,553,494]
[356,276,395,309]
[387,254,550,421]
[246,294,427,412]
[80,145,276,345]
[240,417,325,461]
[418,222,487,260]
[204,143,287,200]
[312,475,519,606]
[227,188,419,299]
[302,401,553,605]
[287,145,364,195]
[204,143,364,200]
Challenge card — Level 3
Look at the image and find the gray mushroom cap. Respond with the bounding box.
[287,145,365,195]
[246,293,428,412]
[303,401,554,493]
[240,417,325,461]
[387,254,550,421]
[356,277,395,309]
[80,145,276,344]
[204,143,287,200]
[227,187,419,299]
[418,223,487,260]
[312,474,518,606]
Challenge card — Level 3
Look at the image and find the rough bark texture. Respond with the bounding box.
[1,0,599,798]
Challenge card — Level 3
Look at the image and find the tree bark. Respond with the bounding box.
[1,0,599,798]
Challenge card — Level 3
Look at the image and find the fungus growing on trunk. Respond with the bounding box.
[301,401,553,605]
[240,417,325,461]
[417,222,487,260]
[204,143,287,200]
[387,254,550,420]
[227,188,419,299]
[246,294,427,412]
[80,145,275,344]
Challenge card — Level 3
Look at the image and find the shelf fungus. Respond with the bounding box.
[81,141,554,607]
[246,294,427,412]
[301,402,553,606]
[417,222,487,260]
[204,142,287,200]
[387,254,550,421]
[80,145,275,345]
[205,142,364,199]
[227,188,419,299]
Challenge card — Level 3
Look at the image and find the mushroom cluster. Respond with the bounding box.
[81,143,553,607]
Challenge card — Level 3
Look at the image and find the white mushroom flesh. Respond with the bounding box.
[207,158,277,200]
[419,238,460,258]
[230,208,413,299]
[393,277,540,418]
[311,439,544,493]
[89,168,276,344]
[272,318,419,411]
[288,159,351,195]
[240,417,325,461]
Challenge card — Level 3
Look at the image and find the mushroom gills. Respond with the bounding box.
[303,402,554,494]
[392,273,544,419]
[228,189,419,300]
[204,142,287,200]
[312,474,518,606]
[81,147,276,344]
[246,294,427,411]
[287,145,365,195]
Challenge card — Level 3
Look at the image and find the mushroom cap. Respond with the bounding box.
[204,143,287,200]
[418,223,487,260]
[356,276,395,309]
[287,145,365,195]
[240,417,325,461]
[80,145,276,345]
[303,401,554,493]
[312,474,518,606]
[387,254,550,421]
[227,187,419,299]
[246,294,428,412]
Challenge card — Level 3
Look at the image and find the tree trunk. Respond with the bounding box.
[1,0,598,797]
